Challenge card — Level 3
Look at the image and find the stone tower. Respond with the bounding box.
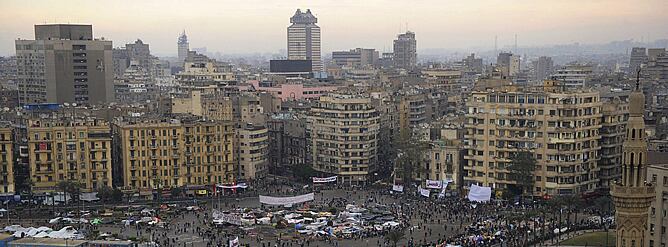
[610,69,655,247]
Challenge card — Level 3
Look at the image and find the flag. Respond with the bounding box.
[229,236,239,247]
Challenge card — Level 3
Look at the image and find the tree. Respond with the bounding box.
[393,133,429,187]
[171,187,183,198]
[384,230,405,247]
[508,150,537,199]
[97,186,123,203]
[293,164,316,183]
[57,181,83,204]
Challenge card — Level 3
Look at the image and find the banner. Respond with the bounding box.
[217,183,248,189]
[468,184,492,202]
[426,180,443,189]
[392,184,404,192]
[312,176,337,183]
[259,193,315,205]
[419,187,430,197]
[229,237,239,247]
[212,210,242,225]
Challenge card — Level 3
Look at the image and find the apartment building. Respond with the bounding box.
[28,118,112,193]
[598,97,628,188]
[236,124,269,180]
[647,162,668,247]
[464,81,602,195]
[307,94,380,185]
[112,117,234,193]
[0,126,14,195]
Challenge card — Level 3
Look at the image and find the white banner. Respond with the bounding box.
[217,183,248,189]
[212,210,242,225]
[425,180,443,189]
[392,184,404,192]
[419,187,430,197]
[259,193,315,205]
[468,184,492,202]
[312,176,337,183]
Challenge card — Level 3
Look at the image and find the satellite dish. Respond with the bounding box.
[2,107,8,112]
[72,103,78,107]
[63,103,70,107]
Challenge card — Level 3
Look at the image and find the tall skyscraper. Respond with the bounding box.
[393,31,417,69]
[177,30,189,64]
[287,9,322,72]
[15,24,114,104]
[610,74,655,247]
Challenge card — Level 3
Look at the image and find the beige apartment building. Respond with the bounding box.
[307,94,380,185]
[112,117,234,193]
[647,162,668,247]
[0,126,14,195]
[464,81,603,196]
[28,118,112,193]
[598,97,628,188]
[171,91,234,121]
[236,124,269,180]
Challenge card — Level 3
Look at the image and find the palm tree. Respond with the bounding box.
[385,230,405,247]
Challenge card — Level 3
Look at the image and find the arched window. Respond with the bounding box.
[630,152,635,165]
[631,129,636,139]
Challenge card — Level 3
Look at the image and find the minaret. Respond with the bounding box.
[610,68,655,247]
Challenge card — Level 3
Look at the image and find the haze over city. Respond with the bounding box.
[2,1,668,247]
[1,0,667,56]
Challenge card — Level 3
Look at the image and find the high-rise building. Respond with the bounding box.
[464,80,602,195]
[15,24,114,104]
[0,126,14,195]
[287,9,322,72]
[28,117,112,193]
[598,97,628,188]
[393,31,417,69]
[331,48,379,68]
[236,124,269,180]
[177,30,189,64]
[307,94,379,185]
[610,78,655,247]
[112,117,235,193]
[533,56,554,81]
[630,47,648,73]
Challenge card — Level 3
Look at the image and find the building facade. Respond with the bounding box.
[598,97,628,188]
[307,94,380,185]
[0,126,14,195]
[287,9,322,72]
[236,124,269,181]
[393,31,417,70]
[112,118,235,192]
[28,118,112,193]
[647,163,668,247]
[177,30,189,64]
[15,24,114,104]
[464,81,602,195]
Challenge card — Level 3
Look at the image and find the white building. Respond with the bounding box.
[287,9,322,72]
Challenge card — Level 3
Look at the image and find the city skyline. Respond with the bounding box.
[1,0,667,57]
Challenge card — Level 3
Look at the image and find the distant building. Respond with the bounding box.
[287,9,322,72]
[551,64,593,87]
[269,59,312,77]
[177,30,190,64]
[393,31,417,69]
[462,53,483,73]
[15,24,114,104]
[332,48,379,68]
[630,47,648,73]
[533,56,553,81]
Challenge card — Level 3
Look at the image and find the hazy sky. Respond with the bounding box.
[1,0,666,56]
